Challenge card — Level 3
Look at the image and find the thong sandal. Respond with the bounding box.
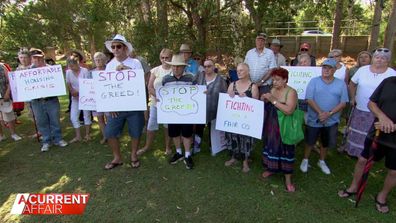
[338,189,356,198]
[131,160,140,168]
[104,162,123,170]
[261,171,274,179]
[375,195,389,214]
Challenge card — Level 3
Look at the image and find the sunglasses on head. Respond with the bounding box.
[300,48,309,52]
[374,48,390,53]
[111,44,123,50]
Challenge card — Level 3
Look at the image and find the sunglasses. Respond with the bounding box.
[375,48,390,53]
[300,48,309,52]
[111,44,123,50]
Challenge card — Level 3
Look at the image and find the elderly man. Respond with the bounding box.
[29,48,68,151]
[338,75,396,214]
[291,42,316,66]
[300,58,348,174]
[162,54,195,169]
[103,34,145,170]
[0,63,22,142]
[179,43,199,76]
[244,33,277,94]
[269,39,287,66]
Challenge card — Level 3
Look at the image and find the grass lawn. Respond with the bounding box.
[0,96,395,222]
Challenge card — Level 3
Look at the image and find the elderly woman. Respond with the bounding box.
[137,49,173,156]
[192,59,228,153]
[349,51,372,79]
[90,52,108,144]
[224,63,259,173]
[66,57,92,143]
[345,48,396,157]
[261,68,298,192]
[329,49,349,84]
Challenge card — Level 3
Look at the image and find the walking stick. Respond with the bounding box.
[29,102,40,143]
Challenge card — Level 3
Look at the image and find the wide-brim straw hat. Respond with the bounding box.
[105,34,133,54]
[165,54,188,66]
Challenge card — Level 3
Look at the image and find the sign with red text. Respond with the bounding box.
[215,93,264,139]
[157,85,206,124]
[78,78,96,111]
[281,66,321,99]
[92,69,147,112]
[10,193,89,215]
[8,65,67,101]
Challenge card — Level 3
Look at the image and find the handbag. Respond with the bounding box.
[276,88,304,145]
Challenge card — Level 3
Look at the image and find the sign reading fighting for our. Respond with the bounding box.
[281,66,321,99]
[92,69,147,112]
[156,85,206,124]
[215,93,264,139]
[78,78,96,111]
[8,65,67,101]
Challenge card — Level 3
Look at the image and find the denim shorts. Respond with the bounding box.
[105,111,144,139]
[305,123,338,148]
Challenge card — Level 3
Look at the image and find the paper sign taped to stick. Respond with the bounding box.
[93,69,147,112]
[157,85,206,124]
[8,65,67,101]
[281,66,321,99]
[78,78,96,111]
[215,93,264,139]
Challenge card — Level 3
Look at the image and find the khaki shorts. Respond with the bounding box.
[0,99,16,122]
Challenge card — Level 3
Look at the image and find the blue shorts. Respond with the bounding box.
[305,123,338,148]
[105,111,144,139]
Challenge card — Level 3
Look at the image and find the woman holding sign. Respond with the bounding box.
[261,68,298,192]
[224,63,259,173]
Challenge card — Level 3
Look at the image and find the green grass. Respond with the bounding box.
[0,96,395,222]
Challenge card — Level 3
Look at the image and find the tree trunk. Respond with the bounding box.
[230,0,244,61]
[156,0,169,47]
[140,0,153,25]
[244,0,262,32]
[368,0,383,51]
[330,0,343,50]
[383,0,396,49]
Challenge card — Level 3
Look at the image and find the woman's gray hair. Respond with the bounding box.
[93,52,108,62]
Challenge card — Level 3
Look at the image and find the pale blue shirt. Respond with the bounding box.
[305,76,349,127]
[244,48,277,83]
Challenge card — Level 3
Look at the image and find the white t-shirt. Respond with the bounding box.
[334,63,347,81]
[149,65,172,106]
[351,65,396,112]
[105,57,143,71]
[66,67,90,95]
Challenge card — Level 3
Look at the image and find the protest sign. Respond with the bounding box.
[281,66,321,99]
[210,119,227,156]
[157,85,206,124]
[215,93,264,139]
[78,78,96,111]
[9,65,67,101]
[93,69,147,112]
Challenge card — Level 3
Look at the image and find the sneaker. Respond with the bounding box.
[317,160,331,175]
[41,144,50,152]
[169,153,184,164]
[184,156,194,169]
[0,135,5,142]
[54,140,68,147]
[11,134,22,141]
[300,159,309,173]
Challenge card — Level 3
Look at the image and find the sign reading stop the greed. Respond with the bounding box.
[215,93,264,139]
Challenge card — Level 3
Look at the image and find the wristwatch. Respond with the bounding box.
[272,101,277,105]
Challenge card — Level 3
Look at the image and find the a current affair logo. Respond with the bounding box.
[10,193,90,215]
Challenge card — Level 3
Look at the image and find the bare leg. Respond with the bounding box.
[173,136,181,150]
[130,137,141,167]
[338,156,367,197]
[303,145,312,159]
[107,138,122,163]
[97,115,106,143]
[242,158,250,173]
[7,120,17,135]
[164,128,171,154]
[84,125,91,140]
[70,127,82,143]
[319,146,327,161]
[138,130,155,155]
[182,136,192,153]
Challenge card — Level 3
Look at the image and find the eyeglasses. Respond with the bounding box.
[111,44,123,50]
[300,48,309,52]
[375,48,390,53]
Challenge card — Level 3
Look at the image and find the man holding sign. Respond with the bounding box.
[161,54,195,170]
[103,34,145,170]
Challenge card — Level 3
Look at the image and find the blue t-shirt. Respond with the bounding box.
[185,58,199,76]
[305,76,349,127]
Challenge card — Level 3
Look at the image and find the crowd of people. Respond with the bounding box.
[0,33,395,213]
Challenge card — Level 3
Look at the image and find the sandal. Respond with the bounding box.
[131,160,140,168]
[375,194,389,214]
[338,189,356,198]
[84,135,91,142]
[286,184,296,193]
[104,162,123,170]
[225,158,237,167]
[261,171,274,179]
